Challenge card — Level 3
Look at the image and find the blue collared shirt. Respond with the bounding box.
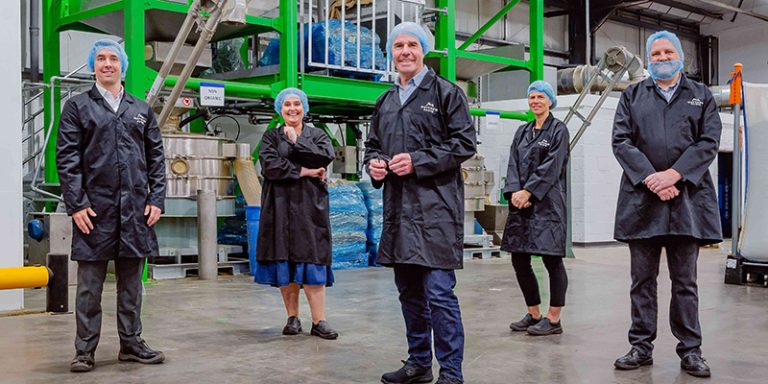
[655,77,681,103]
[397,66,429,105]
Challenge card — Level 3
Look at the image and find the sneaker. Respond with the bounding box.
[526,317,563,336]
[282,316,302,335]
[614,348,653,370]
[381,360,433,384]
[310,320,339,340]
[509,313,541,332]
[70,351,95,372]
[118,341,165,364]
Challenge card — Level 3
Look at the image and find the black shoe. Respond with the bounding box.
[526,317,563,336]
[614,348,653,370]
[118,341,165,364]
[310,320,339,340]
[282,316,302,335]
[681,354,711,378]
[70,351,95,372]
[381,360,433,384]
[435,374,463,384]
[509,313,541,332]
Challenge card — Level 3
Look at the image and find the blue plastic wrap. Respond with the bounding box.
[218,190,248,249]
[258,20,387,79]
[328,181,369,269]
[356,181,383,265]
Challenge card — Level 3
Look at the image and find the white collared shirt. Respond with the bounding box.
[95,82,124,113]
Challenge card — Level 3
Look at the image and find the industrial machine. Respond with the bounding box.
[29,0,548,278]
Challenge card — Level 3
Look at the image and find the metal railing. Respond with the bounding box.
[301,0,425,81]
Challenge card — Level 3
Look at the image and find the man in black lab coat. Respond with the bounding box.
[56,39,166,372]
[364,22,476,384]
[611,31,721,378]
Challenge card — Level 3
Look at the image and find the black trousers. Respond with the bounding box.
[75,258,145,354]
[511,253,568,307]
[628,236,702,358]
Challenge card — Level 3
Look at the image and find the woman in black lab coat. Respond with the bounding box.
[501,81,570,336]
[255,88,338,340]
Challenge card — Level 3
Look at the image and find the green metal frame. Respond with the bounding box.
[43,0,545,183]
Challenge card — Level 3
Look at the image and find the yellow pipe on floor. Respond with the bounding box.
[0,266,51,290]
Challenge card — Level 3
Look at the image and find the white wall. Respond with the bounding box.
[701,1,768,84]
[1,1,23,311]
[476,94,732,244]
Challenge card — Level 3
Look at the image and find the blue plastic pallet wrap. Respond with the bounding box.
[218,190,248,252]
[356,181,383,265]
[328,181,369,270]
[258,20,387,80]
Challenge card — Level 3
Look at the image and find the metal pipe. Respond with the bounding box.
[342,0,346,69]
[300,0,305,74]
[469,108,529,121]
[372,0,376,70]
[30,0,40,83]
[32,76,95,204]
[732,104,741,255]
[356,0,361,71]
[147,0,200,107]
[157,2,225,128]
[0,266,51,290]
[585,0,590,65]
[197,189,218,280]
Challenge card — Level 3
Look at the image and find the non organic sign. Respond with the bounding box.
[200,82,225,107]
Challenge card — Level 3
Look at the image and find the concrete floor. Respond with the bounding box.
[2,242,767,384]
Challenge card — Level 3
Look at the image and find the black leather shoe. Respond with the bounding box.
[381,361,433,384]
[614,348,653,370]
[527,317,563,336]
[282,316,302,335]
[435,374,463,384]
[681,354,711,378]
[70,351,95,372]
[118,341,165,364]
[509,313,541,332]
[310,320,339,340]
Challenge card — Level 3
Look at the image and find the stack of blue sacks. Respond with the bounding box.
[357,181,383,265]
[241,180,384,272]
[258,20,387,80]
[328,181,369,269]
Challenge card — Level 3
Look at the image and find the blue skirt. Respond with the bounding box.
[254,260,335,287]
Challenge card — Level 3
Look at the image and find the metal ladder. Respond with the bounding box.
[147,0,247,128]
[563,47,644,256]
[564,47,643,149]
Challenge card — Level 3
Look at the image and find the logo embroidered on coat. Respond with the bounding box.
[133,114,147,125]
[537,139,551,147]
[420,102,437,114]
[687,98,704,107]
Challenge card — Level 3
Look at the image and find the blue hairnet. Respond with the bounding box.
[527,80,557,109]
[386,22,432,58]
[646,30,684,63]
[274,87,309,115]
[87,39,128,75]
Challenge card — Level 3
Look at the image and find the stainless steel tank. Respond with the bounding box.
[163,133,234,198]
